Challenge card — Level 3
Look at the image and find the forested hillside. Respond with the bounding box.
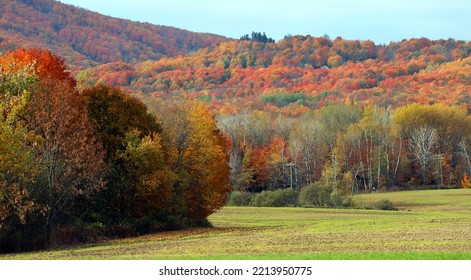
[0,0,229,68]
[81,36,470,113]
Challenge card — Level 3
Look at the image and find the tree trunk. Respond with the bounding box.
[393,137,402,188]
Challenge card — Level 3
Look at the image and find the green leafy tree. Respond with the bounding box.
[0,64,40,237]
[0,122,38,230]
[117,131,176,225]
[82,85,164,225]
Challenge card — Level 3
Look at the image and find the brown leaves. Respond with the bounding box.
[24,78,107,201]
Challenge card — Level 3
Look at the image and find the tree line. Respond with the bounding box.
[0,49,230,252]
[240,32,275,43]
[217,103,471,194]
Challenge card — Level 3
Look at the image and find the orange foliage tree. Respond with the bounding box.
[462,173,471,189]
[0,48,74,84]
[151,100,231,223]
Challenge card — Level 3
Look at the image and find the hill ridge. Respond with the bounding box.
[0,0,230,69]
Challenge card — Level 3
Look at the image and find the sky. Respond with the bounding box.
[58,0,470,44]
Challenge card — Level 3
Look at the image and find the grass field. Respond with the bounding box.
[2,189,471,260]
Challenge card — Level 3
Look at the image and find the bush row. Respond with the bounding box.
[228,189,298,207]
[227,185,396,211]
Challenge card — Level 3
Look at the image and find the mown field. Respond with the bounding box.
[2,189,471,260]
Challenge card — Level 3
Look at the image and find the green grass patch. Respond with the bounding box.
[353,188,471,212]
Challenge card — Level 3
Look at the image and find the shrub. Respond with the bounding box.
[0,215,47,252]
[56,222,106,245]
[298,182,331,207]
[299,181,353,208]
[105,223,136,238]
[330,188,353,207]
[375,199,396,210]
[227,191,255,206]
[250,189,299,207]
[249,191,271,207]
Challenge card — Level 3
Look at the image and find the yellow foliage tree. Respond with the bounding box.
[153,100,231,222]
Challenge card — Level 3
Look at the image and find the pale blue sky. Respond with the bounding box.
[58,0,470,44]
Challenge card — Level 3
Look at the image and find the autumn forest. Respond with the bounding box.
[0,0,470,252]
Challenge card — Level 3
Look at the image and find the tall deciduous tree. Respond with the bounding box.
[82,84,162,161]
[0,118,38,231]
[118,130,175,220]
[24,79,106,245]
[409,125,437,187]
[82,85,165,224]
[0,58,41,237]
[153,100,231,223]
[394,104,471,187]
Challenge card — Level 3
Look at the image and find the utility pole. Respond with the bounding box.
[434,154,444,187]
[286,163,295,190]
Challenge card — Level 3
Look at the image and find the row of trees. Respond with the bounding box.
[0,49,230,252]
[240,32,275,43]
[217,104,471,193]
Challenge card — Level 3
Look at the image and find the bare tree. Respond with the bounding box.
[409,125,437,187]
[289,118,326,187]
[217,112,250,191]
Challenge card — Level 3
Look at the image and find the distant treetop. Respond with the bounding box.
[240,32,275,43]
